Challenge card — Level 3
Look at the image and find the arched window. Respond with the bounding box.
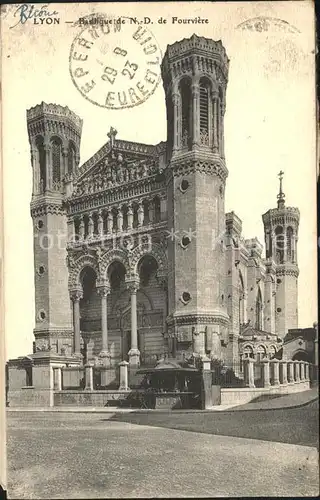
[255,288,263,330]
[36,136,46,193]
[166,94,174,158]
[154,196,161,223]
[256,345,266,362]
[218,87,224,151]
[199,78,210,145]
[269,345,276,359]
[83,214,89,239]
[238,271,245,326]
[265,230,272,259]
[180,79,191,150]
[275,226,284,264]
[81,267,97,302]
[286,226,294,262]
[109,261,126,291]
[139,256,158,287]
[68,141,77,175]
[51,137,62,183]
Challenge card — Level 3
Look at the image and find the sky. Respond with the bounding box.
[1,1,317,360]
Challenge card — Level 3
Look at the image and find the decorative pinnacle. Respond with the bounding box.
[107,126,118,149]
[277,170,285,209]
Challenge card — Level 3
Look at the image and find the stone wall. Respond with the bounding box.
[221,381,310,406]
[54,390,139,407]
[8,388,52,407]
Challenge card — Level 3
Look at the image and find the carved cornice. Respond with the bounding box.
[33,330,74,338]
[262,207,300,227]
[162,35,229,85]
[66,178,166,215]
[27,102,82,130]
[167,313,230,327]
[31,202,66,217]
[169,152,228,182]
[276,265,299,278]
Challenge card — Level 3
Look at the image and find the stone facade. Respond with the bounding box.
[22,34,305,370]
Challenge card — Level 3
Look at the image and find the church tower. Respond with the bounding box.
[27,103,82,354]
[262,172,299,338]
[161,35,230,358]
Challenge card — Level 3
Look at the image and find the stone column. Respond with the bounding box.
[244,357,255,388]
[62,146,68,180]
[53,367,62,391]
[31,148,38,195]
[97,211,104,237]
[107,210,113,233]
[287,360,295,383]
[127,205,133,229]
[261,358,271,388]
[137,202,144,227]
[294,360,300,382]
[270,360,280,386]
[201,357,213,409]
[119,361,130,391]
[84,364,93,391]
[193,329,201,355]
[97,285,111,367]
[126,280,140,366]
[88,213,94,238]
[305,362,310,381]
[44,142,51,190]
[172,92,180,153]
[191,82,200,148]
[212,93,218,151]
[279,361,288,385]
[117,207,123,232]
[79,217,85,240]
[70,289,83,356]
[220,102,226,158]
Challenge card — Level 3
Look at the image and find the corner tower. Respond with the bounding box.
[27,102,82,354]
[162,35,230,358]
[262,172,299,337]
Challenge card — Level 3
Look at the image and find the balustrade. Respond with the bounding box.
[243,357,255,388]
[72,196,164,241]
[270,359,280,386]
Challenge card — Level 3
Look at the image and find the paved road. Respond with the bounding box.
[7,406,319,499]
[110,399,319,448]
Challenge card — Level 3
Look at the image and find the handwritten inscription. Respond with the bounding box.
[10,3,59,28]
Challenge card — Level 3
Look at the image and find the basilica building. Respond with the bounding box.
[27,34,301,371]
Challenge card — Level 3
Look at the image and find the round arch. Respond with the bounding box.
[291,350,311,362]
[130,243,167,276]
[240,342,254,354]
[99,248,130,280]
[68,254,100,289]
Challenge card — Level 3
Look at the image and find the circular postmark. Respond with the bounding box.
[69,14,162,109]
[236,17,300,34]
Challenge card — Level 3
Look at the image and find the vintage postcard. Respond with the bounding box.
[0,1,318,498]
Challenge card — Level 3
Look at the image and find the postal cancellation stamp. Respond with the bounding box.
[69,14,162,109]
